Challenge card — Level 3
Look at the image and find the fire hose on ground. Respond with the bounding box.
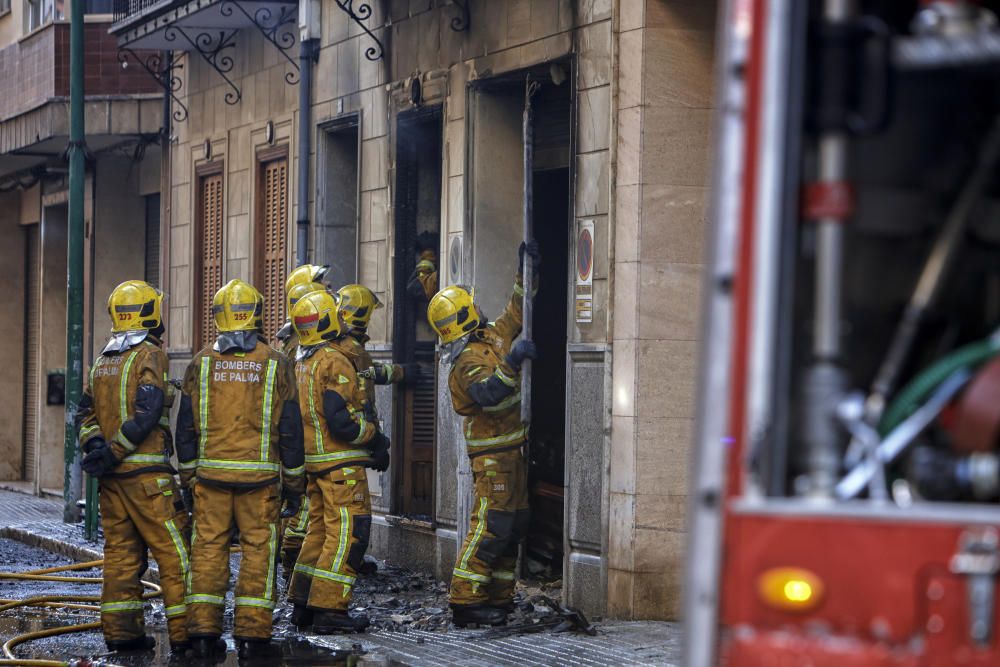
[0,559,161,667]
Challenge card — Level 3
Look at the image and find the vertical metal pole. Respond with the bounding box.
[65,0,86,525]
[520,78,538,425]
[296,38,316,266]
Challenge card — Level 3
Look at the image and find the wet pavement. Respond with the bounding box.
[0,489,681,665]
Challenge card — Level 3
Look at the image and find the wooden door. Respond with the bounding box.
[196,166,224,350]
[256,149,289,338]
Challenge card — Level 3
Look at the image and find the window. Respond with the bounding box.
[84,0,113,13]
[0,0,12,17]
[195,165,224,351]
[24,0,60,33]
[254,147,289,339]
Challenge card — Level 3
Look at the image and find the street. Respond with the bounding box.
[0,490,680,666]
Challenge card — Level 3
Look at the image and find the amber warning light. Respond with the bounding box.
[756,567,824,612]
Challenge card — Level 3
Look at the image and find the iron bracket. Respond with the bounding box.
[334,1,384,61]
[165,26,242,105]
[450,0,470,32]
[220,1,300,84]
[117,48,190,123]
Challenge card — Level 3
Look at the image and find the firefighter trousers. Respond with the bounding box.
[186,482,280,641]
[99,473,191,645]
[287,466,371,613]
[279,495,310,573]
[449,448,530,607]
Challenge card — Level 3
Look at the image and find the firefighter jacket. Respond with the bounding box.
[76,336,174,476]
[448,276,531,458]
[175,338,305,494]
[338,333,404,424]
[296,342,378,475]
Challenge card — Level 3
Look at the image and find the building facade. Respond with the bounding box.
[0,0,163,495]
[111,0,713,620]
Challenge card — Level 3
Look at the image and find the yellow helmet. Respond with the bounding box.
[291,290,342,346]
[108,280,163,333]
[285,264,330,294]
[212,279,263,333]
[337,284,383,331]
[287,281,326,315]
[427,285,480,344]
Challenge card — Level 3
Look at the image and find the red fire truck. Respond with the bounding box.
[685,1,1000,664]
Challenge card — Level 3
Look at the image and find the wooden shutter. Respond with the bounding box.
[256,151,289,337]
[196,168,224,350]
[22,225,39,483]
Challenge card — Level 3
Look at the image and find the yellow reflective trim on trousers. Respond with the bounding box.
[118,350,140,422]
[460,497,488,570]
[492,570,515,581]
[282,465,304,476]
[483,392,521,413]
[307,361,324,455]
[493,366,517,388]
[332,507,349,574]
[260,359,277,462]
[198,357,211,459]
[187,519,197,594]
[265,523,277,601]
[466,426,528,449]
[452,568,490,584]
[101,600,144,613]
[293,563,356,586]
[185,594,225,605]
[165,604,187,618]
[79,425,101,440]
[304,450,370,464]
[235,597,275,609]
[165,518,190,588]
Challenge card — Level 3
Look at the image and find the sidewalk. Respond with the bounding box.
[0,488,681,666]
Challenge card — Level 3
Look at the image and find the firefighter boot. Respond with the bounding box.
[311,610,370,634]
[237,639,280,660]
[190,636,227,659]
[106,635,156,652]
[291,604,314,628]
[450,604,508,628]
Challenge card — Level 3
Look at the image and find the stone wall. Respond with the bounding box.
[608,0,716,620]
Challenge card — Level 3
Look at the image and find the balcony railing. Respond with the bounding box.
[112,0,175,26]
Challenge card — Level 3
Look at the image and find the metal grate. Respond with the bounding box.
[22,226,40,483]
[258,156,288,337]
[197,170,224,351]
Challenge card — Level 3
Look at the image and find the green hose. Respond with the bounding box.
[879,334,1000,435]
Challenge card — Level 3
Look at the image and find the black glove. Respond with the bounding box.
[81,443,119,478]
[368,432,391,472]
[181,487,194,513]
[81,436,107,455]
[518,240,541,274]
[281,490,303,519]
[506,340,537,369]
[908,446,968,501]
[401,362,422,386]
[406,270,427,300]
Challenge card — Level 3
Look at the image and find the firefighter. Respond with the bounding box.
[427,241,540,628]
[337,283,420,405]
[277,280,327,577]
[175,279,305,660]
[406,232,439,301]
[286,290,391,634]
[75,280,191,654]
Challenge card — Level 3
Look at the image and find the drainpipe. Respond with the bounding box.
[296,0,321,266]
[64,0,85,525]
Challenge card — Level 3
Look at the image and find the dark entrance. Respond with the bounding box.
[392,106,442,519]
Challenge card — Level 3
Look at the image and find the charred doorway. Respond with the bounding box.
[392,106,442,520]
[468,65,572,580]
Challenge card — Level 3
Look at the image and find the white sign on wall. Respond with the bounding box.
[575,219,594,323]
